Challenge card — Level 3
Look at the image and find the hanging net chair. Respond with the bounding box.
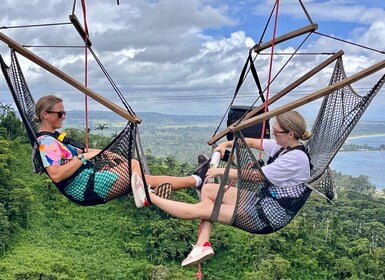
[1,49,149,206]
[210,57,385,234]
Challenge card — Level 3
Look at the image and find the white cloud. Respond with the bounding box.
[0,0,384,119]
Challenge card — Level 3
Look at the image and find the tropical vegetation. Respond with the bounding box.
[0,104,384,279]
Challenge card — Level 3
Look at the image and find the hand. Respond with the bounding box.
[83,149,101,161]
[214,142,228,159]
[206,167,225,179]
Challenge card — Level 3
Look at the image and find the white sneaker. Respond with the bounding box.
[181,242,214,267]
[131,172,150,208]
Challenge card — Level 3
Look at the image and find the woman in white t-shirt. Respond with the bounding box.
[132,110,312,267]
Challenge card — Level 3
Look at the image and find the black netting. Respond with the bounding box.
[212,57,385,234]
[229,133,311,234]
[0,51,44,172]
[306,58,385,199]
[1,49,142,206]
[55,123,135,205]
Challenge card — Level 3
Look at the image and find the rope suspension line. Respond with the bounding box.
[258,0,280,160]
[210,29,313,143]
[314,31,385,55]
[259,52,337,56]
[80,0,90,150]
[22,45,86,48]
[0,22,71,30]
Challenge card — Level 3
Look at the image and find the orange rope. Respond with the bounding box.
[259,0,280,160]
[81,0,89,149]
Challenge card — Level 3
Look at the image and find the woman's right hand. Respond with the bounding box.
[214,142,229,159]
[83,149,101,161]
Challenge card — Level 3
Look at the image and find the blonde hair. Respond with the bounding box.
[34,95,63,124]
[276,110,312,141]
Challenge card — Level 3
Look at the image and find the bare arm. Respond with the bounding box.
[215,138,263,158]
[45,149,101,183]
[206,167,238,180]
[207,166,264,182]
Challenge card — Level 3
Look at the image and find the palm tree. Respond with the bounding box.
[95,123,108,136]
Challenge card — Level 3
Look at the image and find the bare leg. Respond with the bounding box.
[150,183,237,245]
[195,184,237,245]
[106,155,196,190]
[145,175,196,190]
[129,159,196,190]
[106,159,197,200]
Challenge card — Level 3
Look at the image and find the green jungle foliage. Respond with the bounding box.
[0,105,384,279]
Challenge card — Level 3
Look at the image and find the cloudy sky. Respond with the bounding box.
[0,0,384,120]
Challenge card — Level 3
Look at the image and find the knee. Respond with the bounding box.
[201,183,219,199]
[196,201,215,220]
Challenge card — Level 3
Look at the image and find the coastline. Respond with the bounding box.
[347,133,385,140]
[332,150,384,190]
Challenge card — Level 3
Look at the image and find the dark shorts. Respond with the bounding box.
[64,168,119,201]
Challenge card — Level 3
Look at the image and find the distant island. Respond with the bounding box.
[341,133,385,151]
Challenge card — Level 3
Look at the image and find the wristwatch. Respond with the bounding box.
[77,153,87,165]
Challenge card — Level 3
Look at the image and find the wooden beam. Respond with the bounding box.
[0,32,141,124]
[207,50,344,145]
[231,59,385,132]
[252,24,318,53]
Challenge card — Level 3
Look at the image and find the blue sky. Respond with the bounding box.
[0,0,384,120]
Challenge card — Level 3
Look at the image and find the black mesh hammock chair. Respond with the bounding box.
[210,57,385,234]
[1,49,150,206]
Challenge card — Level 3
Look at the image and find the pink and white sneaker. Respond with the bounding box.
[131,172,150,208]
[181,242,214,267]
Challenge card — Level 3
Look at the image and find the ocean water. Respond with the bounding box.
[331,135,385,190]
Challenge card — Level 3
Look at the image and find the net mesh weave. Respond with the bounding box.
[214,57,385,234]
[1,49,139,206]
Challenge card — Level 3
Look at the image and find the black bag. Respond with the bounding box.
[226,105,270,140]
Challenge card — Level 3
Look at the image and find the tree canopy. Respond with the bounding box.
[0,110,384,279]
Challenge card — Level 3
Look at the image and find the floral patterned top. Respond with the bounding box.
[37,135,77,167]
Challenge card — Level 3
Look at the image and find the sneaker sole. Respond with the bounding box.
[131,172,144,208]
[153,183,173,199]
[198,154,209,164]
[181,250,214,267]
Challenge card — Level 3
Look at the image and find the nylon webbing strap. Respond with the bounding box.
[233,53,266,103]
[248,52,265,103]
[233,57,249,99]
[135,128,150,174]
[133,125,152,204]
[35,131,86,151]
[210,141,236,223]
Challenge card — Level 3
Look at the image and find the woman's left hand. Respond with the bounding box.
[206,167,225,179]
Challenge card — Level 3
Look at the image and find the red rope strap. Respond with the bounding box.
[259,0,280,159]
[81,0,89,149]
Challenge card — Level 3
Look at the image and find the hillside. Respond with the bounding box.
[64,110,385,164]
[0,141,384,279]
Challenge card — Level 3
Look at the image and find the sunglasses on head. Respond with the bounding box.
[46,110,66,118]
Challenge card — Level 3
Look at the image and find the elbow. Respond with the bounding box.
[46,170,64,184]
[49,174,63,184]
[46,166,67,184]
